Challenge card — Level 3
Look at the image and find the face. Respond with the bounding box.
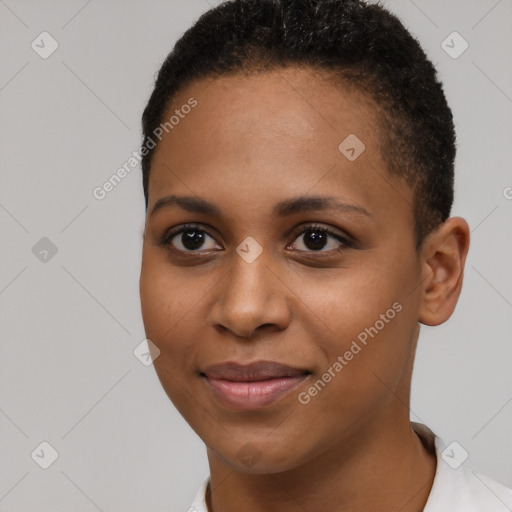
[139,67,425,473]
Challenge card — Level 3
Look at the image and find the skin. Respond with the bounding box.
[139,66,470,512]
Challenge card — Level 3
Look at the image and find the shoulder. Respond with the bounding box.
[423,431,512,511]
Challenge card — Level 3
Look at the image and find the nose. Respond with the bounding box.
[209,253,291,339]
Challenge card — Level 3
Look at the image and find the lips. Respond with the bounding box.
[201,361,311,409]
[202,361,309,381]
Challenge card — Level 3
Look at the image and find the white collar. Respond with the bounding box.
[424,434,512,511]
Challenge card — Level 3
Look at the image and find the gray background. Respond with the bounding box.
[1,0,511,510]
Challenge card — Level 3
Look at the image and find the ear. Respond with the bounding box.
[418,217,470,326]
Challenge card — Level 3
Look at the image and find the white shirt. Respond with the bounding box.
[188,425,512,511]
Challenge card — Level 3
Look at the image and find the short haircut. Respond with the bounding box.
[141,0,456,248]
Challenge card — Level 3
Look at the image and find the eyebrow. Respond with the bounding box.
[274,195,371,218]
[149,194,372,219]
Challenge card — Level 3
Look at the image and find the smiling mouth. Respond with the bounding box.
[200,360,311,409]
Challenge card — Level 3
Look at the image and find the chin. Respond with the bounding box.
[208,436,309,475]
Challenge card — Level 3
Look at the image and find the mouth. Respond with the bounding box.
[200,361,311,410]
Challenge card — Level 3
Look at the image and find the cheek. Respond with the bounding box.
[300,257,418,401]
[302,268,402,350]
[139,254,203,412]
[139,253,194,349]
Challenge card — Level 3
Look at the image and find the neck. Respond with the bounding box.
[206,418,436,512]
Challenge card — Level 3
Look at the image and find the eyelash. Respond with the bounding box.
[290,224,354,253]
[160,223,354,256]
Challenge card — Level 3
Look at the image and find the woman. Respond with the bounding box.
[138,1,512,510]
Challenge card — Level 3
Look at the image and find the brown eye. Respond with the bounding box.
[164,225,221,252]
[291,225,351,252]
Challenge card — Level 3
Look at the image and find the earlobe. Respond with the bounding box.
[418,217,470,326]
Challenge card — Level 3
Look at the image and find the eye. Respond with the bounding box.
[162,224,221,252]
[290,224,352,253]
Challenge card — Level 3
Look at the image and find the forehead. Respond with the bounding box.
[161,66,380,155]
[148,66,412,226]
